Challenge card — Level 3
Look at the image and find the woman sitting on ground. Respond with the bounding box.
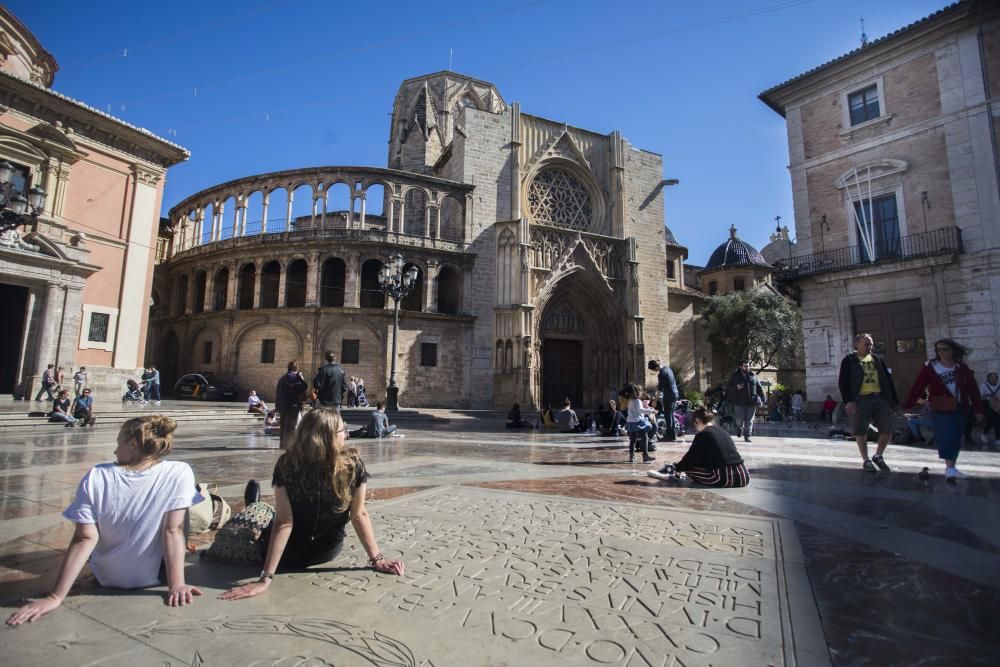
[506,403,533,428]
[7,416,201,625]
[71,387,97,427]
[648,406,750,487]
[49,388,77,426]
[219,408,404,601]
[247,389,268,415]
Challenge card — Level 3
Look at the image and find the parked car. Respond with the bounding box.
[174,373,238,401]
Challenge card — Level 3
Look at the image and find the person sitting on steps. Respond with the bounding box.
[506,403,533,428]
[71,387,97,427]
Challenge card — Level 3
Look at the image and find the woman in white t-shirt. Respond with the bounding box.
[6,416,202,625]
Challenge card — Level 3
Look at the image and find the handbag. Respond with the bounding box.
[200,502,274,565]
[189,483,232,533]
[929,394,957,413]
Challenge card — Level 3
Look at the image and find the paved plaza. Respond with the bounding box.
[1,403,998,666]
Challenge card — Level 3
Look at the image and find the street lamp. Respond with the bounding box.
[377,253,419,411]
[0,161,46,234]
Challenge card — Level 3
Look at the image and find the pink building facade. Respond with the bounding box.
[0,8,188,399]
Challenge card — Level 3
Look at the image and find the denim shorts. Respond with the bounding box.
[852,394,894,436]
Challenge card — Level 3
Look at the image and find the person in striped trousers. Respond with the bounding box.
[648,406,749,487]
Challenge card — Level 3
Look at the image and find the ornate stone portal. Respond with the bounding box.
[7,487,828,666]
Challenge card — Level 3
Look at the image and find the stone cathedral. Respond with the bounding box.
[152,72,675,409]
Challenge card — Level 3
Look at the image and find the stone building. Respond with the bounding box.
[152,72,677,409]
[759,0,1000,404]
[0,8,188,399]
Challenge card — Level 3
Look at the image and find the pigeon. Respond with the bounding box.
[917,467,930,481]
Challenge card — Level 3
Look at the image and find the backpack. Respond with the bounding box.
[189,483,232,533]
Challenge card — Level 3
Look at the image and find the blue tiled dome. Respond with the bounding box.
[705,225,770,270]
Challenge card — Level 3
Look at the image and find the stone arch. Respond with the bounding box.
[232,319,307,400]
[288,182,314,230]
[238,262,256,309]
[260,260,281,308]
[321,256,346,307]
[533,267,626,409]
[360,258,386,308]
[402,187,429,236]
[439,193,464,241]
[244,190,265,235]
[318,317,386,398]
[325,181,352,228]
[192,270,207,313]
[213,266,229,311]
[285,257,308,307]
[436,265,461,314]
[189,323,224,374]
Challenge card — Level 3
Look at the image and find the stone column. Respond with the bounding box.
[277,262,287,306]
[227,263,238,309]
[424,205,432,238]
[35,282,61,377]
[261,193,270,233]
[185,272,196,315]
[425,260,439,312]
[510,102,522,220]
[359,192,367,229]
[320,186,327,227]
[204,269,215,312]
[306,251,321,307]
[285,191,294,230]
[345,252,360,308]
[252,260,262,309]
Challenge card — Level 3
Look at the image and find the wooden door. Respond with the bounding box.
[542,339,583,409]
[852,299,925,398]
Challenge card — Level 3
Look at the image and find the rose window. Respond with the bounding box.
[527,167,593,230]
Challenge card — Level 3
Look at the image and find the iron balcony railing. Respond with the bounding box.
[774,227,962,281]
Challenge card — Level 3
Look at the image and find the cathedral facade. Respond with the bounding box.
[151,72,675,409]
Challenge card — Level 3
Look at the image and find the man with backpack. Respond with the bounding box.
[312,351,346,411]
[275,361,308,450]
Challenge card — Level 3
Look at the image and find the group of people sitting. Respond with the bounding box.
[7,409,404,626]
[48,387,96,427]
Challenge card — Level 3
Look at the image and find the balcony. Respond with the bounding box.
[774,227,962,281]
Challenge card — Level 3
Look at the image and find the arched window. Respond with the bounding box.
[260,261,280,308]
[527,166,593,230]
[321,257,346,307]
[175,274,188,316]
[400,262,423,312]
[285,258,308,307]
[213,267,229,311]
[436,266,461,314]
[360,259,386,308]
[193,271,207,313]
[238,264,256,309]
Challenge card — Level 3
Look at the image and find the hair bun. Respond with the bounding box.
[151,415,177,437]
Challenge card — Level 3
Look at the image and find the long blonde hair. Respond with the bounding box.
[286,408,360,512]
[121,415,177,461]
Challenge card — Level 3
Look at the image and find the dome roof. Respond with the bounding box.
[664,224,681,247]
[704,225,771,271]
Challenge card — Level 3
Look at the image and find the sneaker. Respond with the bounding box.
[744,436,752,443]
[647,464,677,480]
[945,467,971,479]
[155,401,161,406]
[862,459,877,472]
[872,454,891,472]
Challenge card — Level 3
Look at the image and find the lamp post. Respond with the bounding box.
[0,161,46,234]
[377,253,419,411]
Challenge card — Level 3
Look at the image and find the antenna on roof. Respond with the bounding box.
[859,15,869,47]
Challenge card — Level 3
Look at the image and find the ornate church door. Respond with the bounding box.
[542,339,583,409]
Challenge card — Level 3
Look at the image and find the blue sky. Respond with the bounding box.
[12,0,947,265]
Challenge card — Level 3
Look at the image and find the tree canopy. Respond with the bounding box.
[699,289,800,371]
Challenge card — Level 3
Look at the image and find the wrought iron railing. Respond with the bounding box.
[774,227,962,280]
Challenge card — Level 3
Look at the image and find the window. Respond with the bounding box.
[341,339,360,364]
[7,161,29,195]
[708,281,718,296]
[848,85,880,126]
[202,341,213,364]
[420,343,438,367]
[666,260,675,280]
[853,194,900,262]
[527,167,593,230]
[260,339,275,364]
[734,278,745,292]
[87,313,110,343]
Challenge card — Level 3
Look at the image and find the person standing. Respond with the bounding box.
[275,361,308,451]
[312,351,346,411]
[726,360,766,442]
[647,360,679,441]
[35,364,57,402]
[140,367,155,401]
[147,366,161,405]
[838,333,899,472]
[73,367,88,398]
[979,372,1000,448]
[623,384,655,463]
[346,376,358,408]
[903,339,982,479]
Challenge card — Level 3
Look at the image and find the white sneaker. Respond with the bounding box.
[154,401,161,406]
[945,467,972,479]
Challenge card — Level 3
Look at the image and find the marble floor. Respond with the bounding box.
[1,402,998,666]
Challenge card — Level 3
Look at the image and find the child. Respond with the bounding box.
[6,416,202,625]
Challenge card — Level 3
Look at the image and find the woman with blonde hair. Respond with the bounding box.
[7,416,201,625]
[220,408,403,600]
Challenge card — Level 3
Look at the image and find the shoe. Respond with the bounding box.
[629,455,635,463]
[863,459,877,472]
[872,454,891,472]
[642,456,655,463]
[243,479,261,505]
[744,436,751,443]
[945,467,971,479]
[155,401,161,406]
[735,427,742,438]
[647,463,677,481]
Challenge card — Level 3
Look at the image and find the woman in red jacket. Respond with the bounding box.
[904,338,983,480]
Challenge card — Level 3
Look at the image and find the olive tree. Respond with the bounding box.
[699,289,800,371]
